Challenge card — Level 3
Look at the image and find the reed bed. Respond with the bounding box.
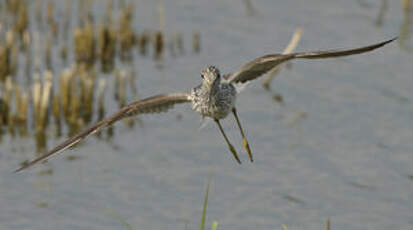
[0,0,201,154]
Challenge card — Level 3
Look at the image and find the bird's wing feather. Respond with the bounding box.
[227,37,396,84]
[15,92,191,172]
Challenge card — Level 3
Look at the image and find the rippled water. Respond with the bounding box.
[1,0,412,229]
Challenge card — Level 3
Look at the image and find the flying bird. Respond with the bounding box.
[15,37,396,172]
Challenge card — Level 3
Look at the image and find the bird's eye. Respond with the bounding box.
[201,74,204,79]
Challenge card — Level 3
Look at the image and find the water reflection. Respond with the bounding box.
[0,0,201,158]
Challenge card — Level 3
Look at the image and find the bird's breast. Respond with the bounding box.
[190,83,236,119]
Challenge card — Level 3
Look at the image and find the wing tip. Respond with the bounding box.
[14,158,43,173]
[14,163,30,173]
[382,37,398,46]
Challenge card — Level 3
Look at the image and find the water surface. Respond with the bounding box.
[0,0,412,230]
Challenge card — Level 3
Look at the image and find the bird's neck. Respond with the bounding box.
[202,78,220,101]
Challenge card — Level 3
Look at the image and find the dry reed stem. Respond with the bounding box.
[38,71,52,132]
[193,31,200,53]
[137,31,149,55]
[154,31,164,59]
[33,32,41,70]
[18,90,28,136]
[35,0,42,25]
[96,78,106,136]
[118,70,127,108]
[176,32,184,55]
[263,27,302,89]
[45,39,52,70]
[32,73,41,124]
[59,69,73,118]
[0,44,9,82]
[4,77,13,125]
[52,92,61,137]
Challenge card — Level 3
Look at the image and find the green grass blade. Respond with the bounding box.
[281,224,289,230]
[326,217,330,230]
[211,221,218,230]
[200,173,213,230]
[107,207,133,230]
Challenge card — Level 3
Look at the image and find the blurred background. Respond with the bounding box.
[0,0,412,229]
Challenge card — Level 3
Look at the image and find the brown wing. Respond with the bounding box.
[226,37,396,84]
[15,92,191,172]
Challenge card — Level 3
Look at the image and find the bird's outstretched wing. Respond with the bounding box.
[226,37,396,84]
[15,92,191,172]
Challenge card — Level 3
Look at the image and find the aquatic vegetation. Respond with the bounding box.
[0,0,201,153]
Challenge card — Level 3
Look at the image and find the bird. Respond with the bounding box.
[15,37,396,172]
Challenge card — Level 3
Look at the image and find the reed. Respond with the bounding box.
[0,44,9,82]
[4,77,13,126]
[60,44,68,61]
[326,217,330,230]
[0,91,5,127]
[74,20,95,65]
[16,88,28,137]
[46,1,54,25]
[32,73,41,125]
[35,0,42,26]
[31,72,48,152]
[68,85,81,137]
[104,0,113,24]
[4,77,15,136]
[63,0,72,40]
[97,78,106,120]
[0,0,201,152]
[7,106,15,136]
[128,69,138,97]
[45,39,52,70]
[37,71,52,133]
[79,67,96,123]
[96,78,106,137]
[14,1,28,41]
[49,19,58,41]
[168,33,176,57]
[9,38,18,76]
[137,30,149,56]
[263,27,302,89]
[22,30,30,52]
[193,31,200,54]
[402,0,411,11]
[154,30,164,59]
[59,69,73,119]
[46,1,59,41]
[52,92,61,137]
[124,69,138,128]
[35,128,47,154]
[118,3,135,61]
[97,25,116,72]
[114,69,121,101]
[5,0,20,15]
[176,32,184,55]
[33,31,41,70]
[117,70,127,108]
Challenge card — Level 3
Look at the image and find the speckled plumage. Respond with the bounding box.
[190,66,237,119]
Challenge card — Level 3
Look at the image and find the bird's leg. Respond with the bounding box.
[232,108,253,162]
[214,119,241,164]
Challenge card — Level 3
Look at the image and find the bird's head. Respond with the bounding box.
[201,66,221,86]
